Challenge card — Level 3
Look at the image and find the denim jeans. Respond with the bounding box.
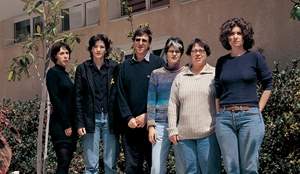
[82,113,119,174]
[176,133,221,174]
[215,107,265,174]
[150,123,184,174]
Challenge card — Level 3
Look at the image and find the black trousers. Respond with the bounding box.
[122,128,152,174]
[53,142,76,174]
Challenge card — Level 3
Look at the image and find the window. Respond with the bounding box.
[14,19,30,43]
[86,0,100,25]
[121,0,169,16]
[150,0,169,8]
[62,0,99,32]
[152,48,163,57]
[33,16,43,35]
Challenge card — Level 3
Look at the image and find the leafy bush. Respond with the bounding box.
[259,59,300,174]
[2,59,299,173]
[1,97,40,173]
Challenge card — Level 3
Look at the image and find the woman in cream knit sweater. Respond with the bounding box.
[168,38,221,174]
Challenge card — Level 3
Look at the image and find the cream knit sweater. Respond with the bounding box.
[168,64,216,140]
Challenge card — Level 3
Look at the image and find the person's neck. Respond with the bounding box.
[191,63,205,74]
[166,62,180,71]
[231,47,246,57]
[93,57,104,69]
[135,52,147,62]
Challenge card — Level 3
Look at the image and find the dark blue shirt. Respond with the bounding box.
[215,51,272,106]
[117,54,164,122]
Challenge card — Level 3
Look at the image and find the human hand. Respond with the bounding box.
[77,127,86,136]
[148,126,156,144]
[65,127,72,136]
[136,113,146,128]
[169,134,180,144]
[128,118,138,128]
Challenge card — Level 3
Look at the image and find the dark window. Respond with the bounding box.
[121,0,146,15]
[153,49,163,57]
[33,16,43,37]
[150,0,169,8]
[61,9,70,31]
[14,19,30,43]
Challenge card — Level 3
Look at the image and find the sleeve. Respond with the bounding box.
[214,58,223,99]
[256,53,273,90]
[46,69,71,129]
[147,71,158,128]
[167,76,180,137]
[74,65,86,129]
[117,63,133,123]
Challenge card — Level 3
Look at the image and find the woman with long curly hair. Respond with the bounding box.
[215,17,272,173]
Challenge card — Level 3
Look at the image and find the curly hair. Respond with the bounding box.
[88,34,112,59]
[219,17,254,50]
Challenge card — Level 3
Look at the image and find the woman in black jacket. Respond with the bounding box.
[46,42,77,174]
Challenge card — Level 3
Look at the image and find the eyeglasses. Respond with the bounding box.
[134,38,148,43]
[191,49,206,54]
[168,50,181,54]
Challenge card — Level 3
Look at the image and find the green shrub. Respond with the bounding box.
[259,59,300,174]
[2,59,299,173]
[1,97,40,173]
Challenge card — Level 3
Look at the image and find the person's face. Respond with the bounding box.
[56,47,70,68]
[133,34,150,57]
[166,45,181,66]
[92,40,106,60]
[228,26,244,49]
[191,43,207,67]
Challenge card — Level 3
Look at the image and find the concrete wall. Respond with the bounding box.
[0,0,299,100]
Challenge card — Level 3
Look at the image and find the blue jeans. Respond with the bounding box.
[176,133,221,174]
[215,107,265,174]
[151,123,184,174]
[82,113,119,174]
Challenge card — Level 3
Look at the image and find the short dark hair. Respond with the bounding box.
[164,37,184,55]
[132,26,152,43]
[219,17,254,50]
[88,34,112,58]
[186,38,211,56]
[50,42,71,63]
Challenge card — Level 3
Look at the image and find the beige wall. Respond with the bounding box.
[0,0,299,100]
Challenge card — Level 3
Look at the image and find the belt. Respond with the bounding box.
[222,104,252,112]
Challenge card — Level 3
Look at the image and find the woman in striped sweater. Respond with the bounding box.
[168,38,221,174]
[147,37,185,174]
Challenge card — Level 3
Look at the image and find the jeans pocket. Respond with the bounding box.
[244,107,260,116]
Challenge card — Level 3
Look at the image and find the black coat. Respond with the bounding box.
[46,65,77,145]
[75,59,121,134]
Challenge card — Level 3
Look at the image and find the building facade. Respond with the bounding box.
[0,0,299,100]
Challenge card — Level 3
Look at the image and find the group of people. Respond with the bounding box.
[46,17,272,174]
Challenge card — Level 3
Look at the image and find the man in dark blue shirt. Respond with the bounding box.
[118,26,164,174]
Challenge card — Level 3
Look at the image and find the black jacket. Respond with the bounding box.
[75,59,120,134]
[46,65,77,145]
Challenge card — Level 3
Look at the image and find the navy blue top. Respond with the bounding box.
[117,54,164,123]
[215,51,272,106]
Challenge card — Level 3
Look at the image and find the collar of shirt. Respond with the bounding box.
[88,58,110,70]
[130,51,150,63]
[183,64,214,76]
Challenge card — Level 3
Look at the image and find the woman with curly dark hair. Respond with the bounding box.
[215,17,272,173]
